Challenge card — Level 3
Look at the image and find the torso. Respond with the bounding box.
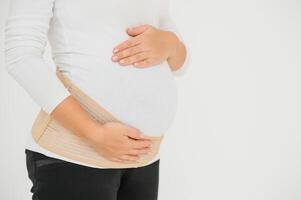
[49,0,177,136]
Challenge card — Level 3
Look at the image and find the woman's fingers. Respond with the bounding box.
[128,138,152,149]
[127,148,151,156]
[118,52,150,66]
[112,45,144,62]
[111,150,148,163]
[113,37,141,53]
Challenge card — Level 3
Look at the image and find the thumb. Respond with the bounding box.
[124,125,145,139]
[126,129,145,140]
[126,24,150,36]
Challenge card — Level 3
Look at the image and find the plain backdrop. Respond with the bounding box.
[1,0,300,200]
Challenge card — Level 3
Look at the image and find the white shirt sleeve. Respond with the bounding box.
[4,0,71,114]
[158,0,191,76]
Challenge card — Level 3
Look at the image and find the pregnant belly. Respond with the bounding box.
[67,60,178,137]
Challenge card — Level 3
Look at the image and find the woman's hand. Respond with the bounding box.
[111,24,180,68]
[86,121,153,163]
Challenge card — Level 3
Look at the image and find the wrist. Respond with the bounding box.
[165,31,180,61]
[79,120,105,143]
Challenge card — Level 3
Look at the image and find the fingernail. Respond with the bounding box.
[119,59,125,63]
[113,48,119,53]
[112,56,118,61]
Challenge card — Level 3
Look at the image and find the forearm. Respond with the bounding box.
[50,95,102,142]
[166,32,187,72]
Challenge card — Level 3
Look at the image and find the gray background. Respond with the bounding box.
[1,0,301,199]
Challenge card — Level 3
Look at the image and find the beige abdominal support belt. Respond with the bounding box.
[31,66,164,168]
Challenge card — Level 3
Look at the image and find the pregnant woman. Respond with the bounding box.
[4,0,188,199]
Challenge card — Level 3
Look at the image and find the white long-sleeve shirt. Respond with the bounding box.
[4,0,189,168]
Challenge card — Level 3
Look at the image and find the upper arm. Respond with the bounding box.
[4,0,71,114]
[5,0,55,70]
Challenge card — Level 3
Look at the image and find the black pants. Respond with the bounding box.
[25,149,160,200]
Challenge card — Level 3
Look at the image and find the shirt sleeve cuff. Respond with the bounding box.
[42,86,71,114]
